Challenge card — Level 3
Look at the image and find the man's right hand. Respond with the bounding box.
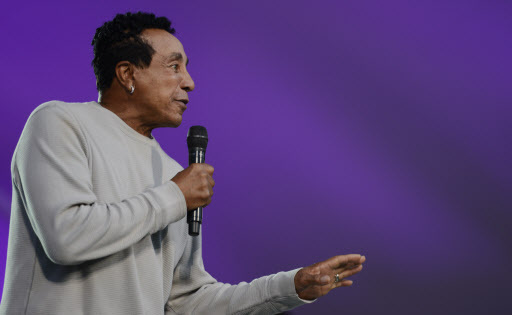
[171,163,215,210]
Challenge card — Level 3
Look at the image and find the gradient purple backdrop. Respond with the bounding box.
[1,1,511,314]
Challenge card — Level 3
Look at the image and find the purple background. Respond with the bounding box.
[1,0,511,314]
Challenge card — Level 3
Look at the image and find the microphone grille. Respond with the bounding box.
[187,125,208,149]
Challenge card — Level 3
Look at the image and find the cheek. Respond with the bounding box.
[142,71,181,99]
[169,76,182,90]
[165,72,184,87]
[156,77,178,94]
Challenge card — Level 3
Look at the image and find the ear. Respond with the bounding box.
[114,61,135,94]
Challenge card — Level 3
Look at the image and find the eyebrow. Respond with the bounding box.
[168,52,189,66]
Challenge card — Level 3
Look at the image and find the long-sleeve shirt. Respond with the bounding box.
[0,101,313,314]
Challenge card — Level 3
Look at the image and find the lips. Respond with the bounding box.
[175,99,188,112]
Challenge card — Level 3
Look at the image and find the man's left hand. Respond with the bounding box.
[294,254,366,301]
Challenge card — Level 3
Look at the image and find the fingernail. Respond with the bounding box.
[320,275,330,283]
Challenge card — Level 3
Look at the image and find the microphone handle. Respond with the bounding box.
[187,147,205,236]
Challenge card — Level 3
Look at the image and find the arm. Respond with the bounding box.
[166,233,366,315]
[166,234,310,315]
[13,104,187,265]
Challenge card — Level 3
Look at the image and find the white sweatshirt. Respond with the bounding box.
[0,101,312,314]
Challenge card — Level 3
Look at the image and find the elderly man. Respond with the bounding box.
[0,12,365,314]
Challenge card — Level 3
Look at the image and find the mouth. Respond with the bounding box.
[176,99,189,105]
[175,99,188,111]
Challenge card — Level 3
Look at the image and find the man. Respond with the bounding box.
[0,12,366,314]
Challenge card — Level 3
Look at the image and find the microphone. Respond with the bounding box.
[187,125,209,236]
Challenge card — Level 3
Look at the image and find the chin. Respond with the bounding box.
[168,115,183,128]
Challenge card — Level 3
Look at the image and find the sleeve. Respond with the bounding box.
[165,233,314,315]
[12,104,187,265]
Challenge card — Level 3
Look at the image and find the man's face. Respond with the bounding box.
[132,29,195,129]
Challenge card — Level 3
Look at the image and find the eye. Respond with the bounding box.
[170,64,179,72]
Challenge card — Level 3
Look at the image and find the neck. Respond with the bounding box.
[98,91,153,139]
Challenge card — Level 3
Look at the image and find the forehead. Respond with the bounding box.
[140,28,186,58]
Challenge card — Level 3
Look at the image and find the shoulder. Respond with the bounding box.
[28,100,100,123]
[12,101,93,179]
[16,101,93,157]
[23,100,109,141]
[20,101,90,143]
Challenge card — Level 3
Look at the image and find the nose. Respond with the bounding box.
[181,69,195,92]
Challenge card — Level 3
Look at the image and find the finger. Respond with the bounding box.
[201,185,213,207]
[338,264,363,279]
[207,175,215,188]
[330,266,363,288]
[205,164,214,175]
[329,254,364,269]
[334,258,365,273]
[203,191,212,206]
[334,279,353,288]
[192,163,203,171]
[208,185,214,198]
